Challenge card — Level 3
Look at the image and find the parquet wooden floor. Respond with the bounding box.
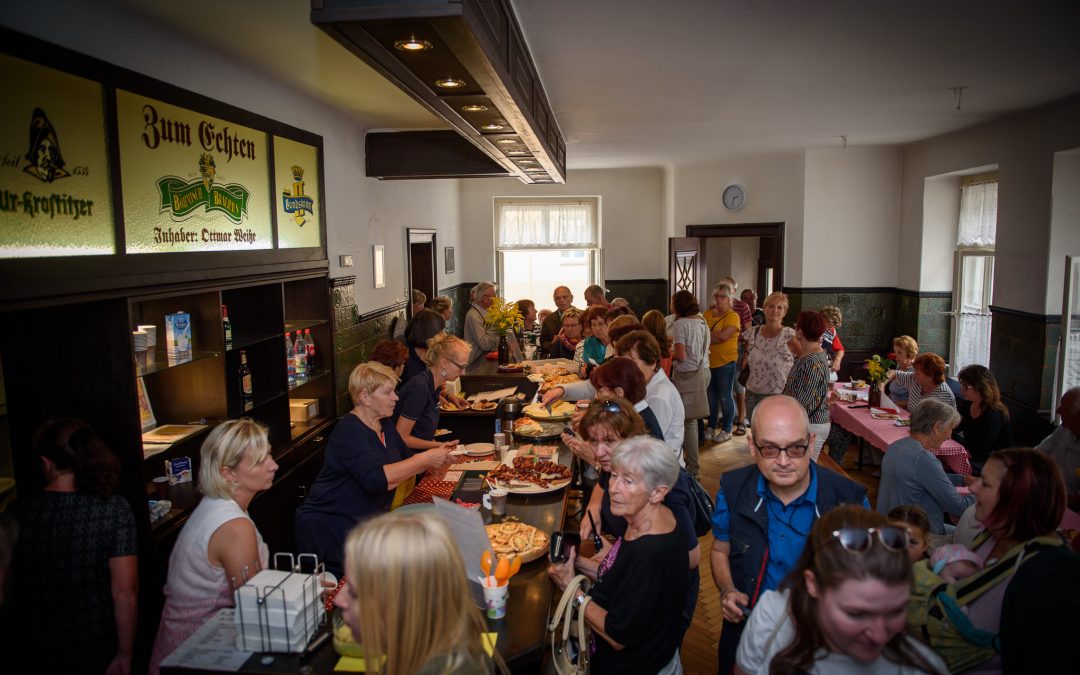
[679,434,879,674]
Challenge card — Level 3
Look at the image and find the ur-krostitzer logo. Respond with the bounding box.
[155,153,250,225]
[282,164,314,227]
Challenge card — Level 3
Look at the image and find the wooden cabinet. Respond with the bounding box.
[0,270,336,671]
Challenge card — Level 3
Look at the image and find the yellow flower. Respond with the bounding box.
[863,353,896,385]
[484,297,523,336]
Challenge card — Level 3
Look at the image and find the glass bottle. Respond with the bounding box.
[222,304,233,349]
[238,350,253,403]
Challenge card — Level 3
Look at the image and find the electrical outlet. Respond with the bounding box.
[339,255,353,267]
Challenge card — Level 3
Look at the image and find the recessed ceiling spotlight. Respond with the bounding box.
[480,123,506,131]
[394,37,432,52]
[461,104,488,112]
[434,77,466,89]
[495,138,518,145]
[506,150,530,156]
[516,159,536,164]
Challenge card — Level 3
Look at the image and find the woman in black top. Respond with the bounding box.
[547,308,584,360]
[953,364,1014,475]
[548,434,690,674]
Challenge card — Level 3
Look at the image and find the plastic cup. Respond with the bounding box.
[482,580,509,619]
[489,487,508,515]
[152,476,169,498]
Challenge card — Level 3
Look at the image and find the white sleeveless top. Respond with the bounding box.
[150,497,268,674]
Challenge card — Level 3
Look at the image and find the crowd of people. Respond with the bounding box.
[3,279,1080,675]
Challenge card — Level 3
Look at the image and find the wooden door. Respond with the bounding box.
[407,228,438,309]
[669,237,704,302]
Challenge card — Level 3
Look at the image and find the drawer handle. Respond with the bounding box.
[313,436,324,443]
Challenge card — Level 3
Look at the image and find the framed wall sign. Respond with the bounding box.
[373,244,385,288]
[274,136,321,249]
[444,246,455,274]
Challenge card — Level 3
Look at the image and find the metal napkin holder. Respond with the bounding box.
[232,552,326,653]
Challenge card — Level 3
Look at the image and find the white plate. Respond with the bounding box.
[449,448,470,456]
[463,442,495,456]
[527,373,545,383]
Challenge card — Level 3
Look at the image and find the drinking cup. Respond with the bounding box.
[482,580,509,619]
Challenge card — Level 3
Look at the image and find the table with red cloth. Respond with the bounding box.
[401,453,496,505]
[829,399,973,475]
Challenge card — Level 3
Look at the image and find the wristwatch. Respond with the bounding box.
[573,592,589,609]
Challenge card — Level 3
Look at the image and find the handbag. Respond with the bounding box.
[549,574,592,674]
[737,364,750,388]
[684,469,715,537]
[736,326,756,388]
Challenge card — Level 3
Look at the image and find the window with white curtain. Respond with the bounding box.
[495,198,600,308]
[951,175,997,374]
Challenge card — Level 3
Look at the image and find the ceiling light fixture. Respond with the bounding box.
[480,123,506,131]
[394,37,432,52]
[434,77,466,89]
[951,85,967,111]
[495,138,518,145]
[461,104,488,112]
[506,150,530,156]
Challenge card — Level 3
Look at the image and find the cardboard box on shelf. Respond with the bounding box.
[289,398,319,422]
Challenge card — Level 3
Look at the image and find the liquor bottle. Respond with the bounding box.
[286,332,297,388]
[304,328,315,372]
[222,304,233,349]
[294,332,308,383]
[238,350,253,403]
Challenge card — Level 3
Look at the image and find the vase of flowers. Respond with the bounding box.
[484,298,523,365]
[863,354,895,407]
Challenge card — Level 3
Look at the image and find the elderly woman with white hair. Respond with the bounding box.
[548,436,690,674]
[463,281,500,369]
[876,399,976,535]
[150,418,279,673]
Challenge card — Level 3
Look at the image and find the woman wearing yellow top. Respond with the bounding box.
[702,282,741,443]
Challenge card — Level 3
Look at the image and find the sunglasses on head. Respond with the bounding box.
[596,399,622,414]
[829,526,910,554]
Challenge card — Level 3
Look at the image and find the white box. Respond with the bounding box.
[289,398,319,422]
[164,311,192,362]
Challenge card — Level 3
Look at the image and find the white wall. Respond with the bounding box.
[802,147,902,287]
[1049,149,1080,314]
[671,153,805,283]
[457,167,666,283]
[3,0,463,312]
[901,96,1080,313]
[704,237,758,307]
[919,175,962,292]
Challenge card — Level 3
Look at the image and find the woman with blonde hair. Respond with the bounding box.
[396,333,470,451]
[887,335,920,409]
[742,291,797,422]
[296,362,451,576]
[150,418,279,673]
[336,512,504,675]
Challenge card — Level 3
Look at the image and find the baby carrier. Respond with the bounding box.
[906,532,1064,672]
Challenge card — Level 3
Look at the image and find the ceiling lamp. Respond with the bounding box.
[506,150,529,156]
[461,104,488,112]
[434,77,466,89]
[394,37,433,52]
[480,122,506,131]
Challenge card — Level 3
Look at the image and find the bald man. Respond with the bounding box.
[710,394,869,674]
[539,286,577,353]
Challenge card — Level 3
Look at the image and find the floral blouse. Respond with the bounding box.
[745,325,796,395]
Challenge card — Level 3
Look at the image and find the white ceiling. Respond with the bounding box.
[130,0,1080,170]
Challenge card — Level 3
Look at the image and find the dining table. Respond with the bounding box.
[162,437,572,675]
[829,383,973,475]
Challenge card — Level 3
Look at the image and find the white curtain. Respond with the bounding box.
[497,202,595,248]
[954,311,992,374]
[957,182,998,247]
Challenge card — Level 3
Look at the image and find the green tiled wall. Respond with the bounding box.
[331,278,406,415]
[785,288,896,351]
[438,283,472,337]
[605,279,668,318]
[990,307,1061,411]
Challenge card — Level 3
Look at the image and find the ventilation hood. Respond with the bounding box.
[311,0,566,184]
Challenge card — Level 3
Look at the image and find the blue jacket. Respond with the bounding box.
[719,463,867,608]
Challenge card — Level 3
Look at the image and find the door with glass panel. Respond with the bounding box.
[1055,256,1080,422]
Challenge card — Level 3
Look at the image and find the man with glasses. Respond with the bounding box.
[464,281,500,369]
[539,286,577,354]
[710,394,868,675]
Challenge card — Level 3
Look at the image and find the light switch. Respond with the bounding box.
[339,255,353,267]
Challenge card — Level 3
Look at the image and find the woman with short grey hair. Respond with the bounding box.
[547,435,690,674]
[876,399,975,534]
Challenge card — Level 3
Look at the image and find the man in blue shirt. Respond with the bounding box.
[709,394,868,674]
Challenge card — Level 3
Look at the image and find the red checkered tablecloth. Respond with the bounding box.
[830,402,972,475]
[401,454,496,505]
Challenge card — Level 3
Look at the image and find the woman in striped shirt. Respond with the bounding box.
[888,352,956,410]
[782,311,833,462]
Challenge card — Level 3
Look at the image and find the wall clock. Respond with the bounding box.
[722,183,747,212]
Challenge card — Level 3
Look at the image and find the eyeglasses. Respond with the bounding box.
[445,357,468,371]
[829,526,910,554]
[755,439,811,459]
[960,383,973,391]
